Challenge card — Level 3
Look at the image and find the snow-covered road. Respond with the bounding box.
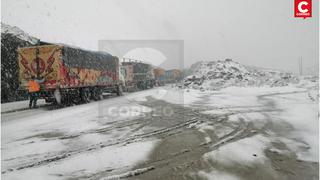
[1,85,319,180]
[2,90,160,179]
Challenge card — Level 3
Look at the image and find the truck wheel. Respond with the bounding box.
[98,92,103,100]
[72,89,82,104]
[81,88,90,103]
[117,85,123,96]
[93,88,103,101]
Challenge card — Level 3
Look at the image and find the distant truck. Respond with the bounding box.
[122,61,155,90]
[17,44,124,104]
[154,68,166,86]
[165,69,182,83]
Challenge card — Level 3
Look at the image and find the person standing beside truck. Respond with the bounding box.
[28,76,41,108]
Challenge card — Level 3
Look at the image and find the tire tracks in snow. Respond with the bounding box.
[1,101,202,174]
[4,90,298,176]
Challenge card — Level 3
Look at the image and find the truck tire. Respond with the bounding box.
[81,88,91,103]
[93,88,103,101]
[117,85,123,96]
[72,89,82,104]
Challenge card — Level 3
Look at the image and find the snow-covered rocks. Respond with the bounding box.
[184,59,299,90]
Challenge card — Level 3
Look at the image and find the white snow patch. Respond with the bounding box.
[2,95,154,176]
[242,112,266,121]
[101,166,154,180]
[3,140,158,180]
[268,92,319,162]
[268,148,290,155]
[278,137,317,162]
[204,135,269,166]
[196,85,318,162]
[227,113,268,129]
[197,123,215,132]
[126,86,203,105]
[204,137,212,144]
[202,109,231,115]
[228,115,240,122]
[151,88,203,105]
[213,126,234,138]
[198,169,241,180]
[197,123,233,139]
[1,99,46,113]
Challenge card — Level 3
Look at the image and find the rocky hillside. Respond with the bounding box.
[1,23,39,103]
[184,59,299,90]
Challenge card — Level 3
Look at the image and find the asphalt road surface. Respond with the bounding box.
[1,86,318,180]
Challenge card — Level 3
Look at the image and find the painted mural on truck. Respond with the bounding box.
[18,45,119,91]
[18,45,61,89]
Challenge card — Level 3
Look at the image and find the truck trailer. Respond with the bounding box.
[122,61,155,90]
[153,67,166,86]
[165,69,182,83]
[18,44,124,104]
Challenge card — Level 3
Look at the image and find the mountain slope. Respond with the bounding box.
[1,23,39,44]
[1,23,39,103]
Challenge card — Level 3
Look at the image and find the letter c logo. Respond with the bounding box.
[298,1,308,13]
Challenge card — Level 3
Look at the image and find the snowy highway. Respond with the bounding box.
[1,85,319,180]
[1,0,318,179]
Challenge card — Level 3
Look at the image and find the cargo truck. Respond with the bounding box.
[17,44,124,104]
[165,69,183,83]
[122,61,155,90]
[153,68,166,86]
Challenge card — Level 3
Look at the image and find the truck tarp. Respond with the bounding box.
[62,46,116,71]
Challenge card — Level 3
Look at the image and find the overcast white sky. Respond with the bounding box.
[1,0,319,74]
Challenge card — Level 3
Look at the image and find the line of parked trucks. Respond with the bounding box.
[17,44,182,105]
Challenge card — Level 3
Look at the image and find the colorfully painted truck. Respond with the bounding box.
[18,44,124,104]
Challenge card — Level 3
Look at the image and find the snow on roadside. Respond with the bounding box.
[230,112,269,129]
[2,95,154,176]
[202,109,231,115]
[2,98,150,143]
[204,86,317,161]
[200,85,306,108]
[2,140,158,180]
[101,166,155,180]
[196,122,234,145]
[126,86,204,105]
[203,135,269,166]
[1,99,46,113]
[159,88,204,105]
[268,93,319,162]
[197,169,241,180]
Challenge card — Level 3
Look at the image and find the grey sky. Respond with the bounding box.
[2,0,319,74]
